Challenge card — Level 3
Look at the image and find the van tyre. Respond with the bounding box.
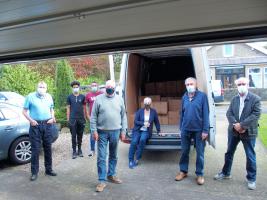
[9,136,31,164]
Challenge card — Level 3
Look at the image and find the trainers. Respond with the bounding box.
[247,181,256,190]
[88,151,95,157]
[175,172,188,181]
[214,172,232,180]
[96,183,106,192]
[134,160,139,166]
[129,161,135,169]
[107,176,122,184]
[72,151,77,159]
[196,176,205,185]
[78,149,83,157]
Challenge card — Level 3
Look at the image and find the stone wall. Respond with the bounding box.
[224,88,267,101]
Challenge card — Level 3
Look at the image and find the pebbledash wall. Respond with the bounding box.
[224,88,267,101]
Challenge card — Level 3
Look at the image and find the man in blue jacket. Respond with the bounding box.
[175,77,209,185]
[128,97,161,169]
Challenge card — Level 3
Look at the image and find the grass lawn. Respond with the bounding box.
[259,114,267,148]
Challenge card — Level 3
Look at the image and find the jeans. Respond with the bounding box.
[97,129,120,182]
[179,131,206,176]
[222,132,257,182]
[89,133,96,151]
[29,122,53,175]
[69,119,85,152]
[128,131,149,161]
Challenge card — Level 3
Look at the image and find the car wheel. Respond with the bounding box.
[9,136,31,164]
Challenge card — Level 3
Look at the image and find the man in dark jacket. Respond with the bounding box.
[214,77,261,190]
[175,77,209,185]
[128,97,161,169]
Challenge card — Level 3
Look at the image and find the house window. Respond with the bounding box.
[223,44,234,57]
[248,68,262,88]
[264,68,267,88]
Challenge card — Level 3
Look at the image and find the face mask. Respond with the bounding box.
[145,104,150,110]
[186,85,196,93]
[238,85,248,95]
[73,88,79,94]
[106,88,115,95]
[37,87,46,96]
[91,86,98,93]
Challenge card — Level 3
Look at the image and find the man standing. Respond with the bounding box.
[90,80,127,192]
[23,81,57,181]
[85,82,103,157]
[175,77,209,185]
[67,80,87,159]
[214,77,261,190]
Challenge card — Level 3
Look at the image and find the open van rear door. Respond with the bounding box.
[191,47,216,148]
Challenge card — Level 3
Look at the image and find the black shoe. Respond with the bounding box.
[78,149,83,157]
[72,151,77,159]
[45,170,57,176]
[30,174,38,181]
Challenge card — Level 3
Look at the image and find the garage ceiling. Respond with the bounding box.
[0,0,267,62]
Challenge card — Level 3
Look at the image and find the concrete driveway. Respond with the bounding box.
[0,105,267,200]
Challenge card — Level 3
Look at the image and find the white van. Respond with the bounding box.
[119,47,216,150]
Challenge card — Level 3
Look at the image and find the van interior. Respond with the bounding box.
[125,48,196,136]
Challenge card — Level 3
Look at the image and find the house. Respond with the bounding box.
[207,43,267,88]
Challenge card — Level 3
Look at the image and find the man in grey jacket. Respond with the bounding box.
[214,77,261,190]
[90,80,127,192]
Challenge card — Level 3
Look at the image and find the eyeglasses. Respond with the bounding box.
[237,83,246,86]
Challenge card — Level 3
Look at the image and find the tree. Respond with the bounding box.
[54,59,74,109]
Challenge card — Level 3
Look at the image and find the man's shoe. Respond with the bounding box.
[196,176,205,185]
[45,170,57,176]
[72,151,77,159]
[88,151,95,157]
[175,172,188,181]
[248,181,256,190]
[107,176,122,184]
[214,172,232,180]
[129,161,135,169]
[134,160,139,167]
[78,149,83,157]
[96,183,106,192]
[30,174,38,181]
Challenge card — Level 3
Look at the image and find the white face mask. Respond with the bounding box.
[237,85,248,95]
[73,88,79,94]
[37,87,46,96]
[91,86,98,93]
[186,85,196,93]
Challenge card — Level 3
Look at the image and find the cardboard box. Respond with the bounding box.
[155,82,167,96]
[152,101,168,115]
[168,111,180,125]
[166,81,177,96]
[145,83,156,95]
[177,80,186,96]
[159,115,168,125]
[128,114,135,129]
[168,99,181,111]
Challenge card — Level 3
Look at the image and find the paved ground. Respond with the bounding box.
[0,105,267,200]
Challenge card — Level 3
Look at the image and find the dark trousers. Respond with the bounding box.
[29,123,53,175]
[222,132,257,182]
[179,131,206,176]
[69,119,85,152]
[128,131,149,161]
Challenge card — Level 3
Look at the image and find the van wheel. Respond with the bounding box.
[9,137,31,164]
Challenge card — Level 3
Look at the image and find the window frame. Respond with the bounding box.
[223,44,234,57]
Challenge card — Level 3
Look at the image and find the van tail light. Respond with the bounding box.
[221,89,224,95]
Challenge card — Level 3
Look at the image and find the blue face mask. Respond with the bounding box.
[106,88,115,95]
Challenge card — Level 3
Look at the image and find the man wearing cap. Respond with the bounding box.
[85,82,103,157]
[90,80,127,192]
[23,81,57,181]
[214,77,261,190]
[128,97,161,169]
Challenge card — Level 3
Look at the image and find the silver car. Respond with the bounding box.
[0,103,31,164]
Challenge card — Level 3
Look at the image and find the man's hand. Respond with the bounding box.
[144,122,150,127]
[201,133,208,140]
[93,131,99,141]
[30,120,38,126]
[233,123,245,133]
[120,132,126,141]
[47,118,55,124]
